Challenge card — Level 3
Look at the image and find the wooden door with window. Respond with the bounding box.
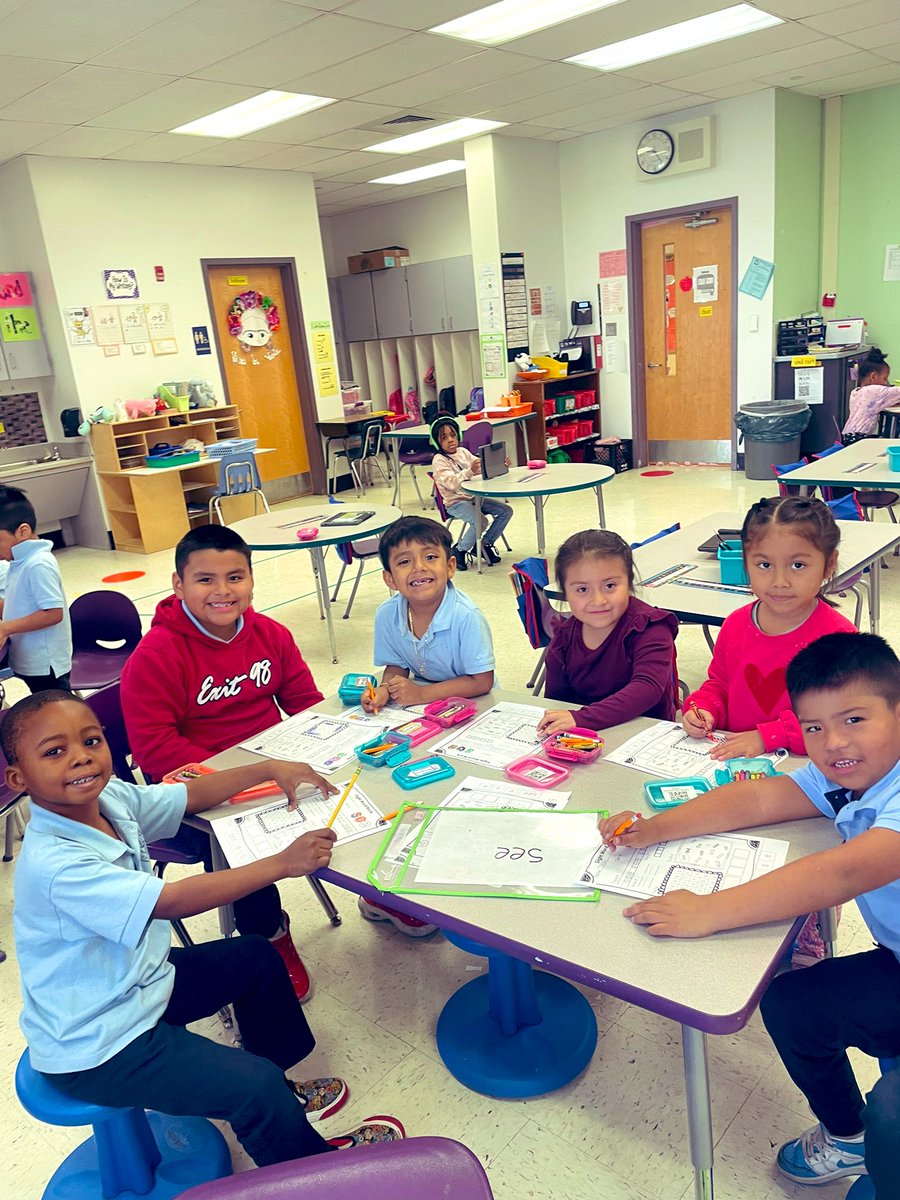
[639,207,733,463]
[206,264,312,488]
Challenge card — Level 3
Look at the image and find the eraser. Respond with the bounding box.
[527,459,547,469]
[296,528,318,541]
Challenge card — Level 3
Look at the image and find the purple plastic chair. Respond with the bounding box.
[69,590,142,692]
[461,421,493,456]
[396,419,433,510]
[176,1137,494,1200]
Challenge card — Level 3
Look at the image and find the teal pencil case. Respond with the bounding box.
[355,730,411,768]
[339,672,378,705]
[713,757,781,786]
[392,756,455,790]
[643,778,711,809]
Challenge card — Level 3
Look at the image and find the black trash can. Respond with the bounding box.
[734,401,811,480]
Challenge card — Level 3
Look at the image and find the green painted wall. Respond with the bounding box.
[773,90,823,324]
[837,83,900,347]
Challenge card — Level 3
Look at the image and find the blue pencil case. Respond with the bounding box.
[643,777,711,809]
[392,756,455,789]
[339,672,378,705]
[713,757,782,786]
[354,731,411,768]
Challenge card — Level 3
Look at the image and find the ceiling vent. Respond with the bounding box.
[359,112,437,132]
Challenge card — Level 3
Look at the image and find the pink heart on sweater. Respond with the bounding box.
[744,663,786,715]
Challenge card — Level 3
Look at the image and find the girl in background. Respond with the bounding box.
[842,347,900,436]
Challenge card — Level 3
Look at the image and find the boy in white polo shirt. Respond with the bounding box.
[600,632,900,1191]
[9,690,405,1166]
[0,484,72,692]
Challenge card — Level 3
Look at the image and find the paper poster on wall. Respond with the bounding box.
[529,288,542,316]
[192,326,211,355]
[501,251,528,361]
[794,365,824,405]
[604,337,628,374]
[883,245,900,282]
[477,262,499,299]
[91,305,123,347]
[64,306,94,346]
[310,320,335,364]
[317,362,339,396]
[144,303,174,340]
[151,337,178,356]
[131,343,147,355]
[121,304,149,344]
[1,307,41,342]
[0,273,32,308]
[600,277,625,317]
[598,249,626,278]
[738,256,774,299]
[104,269,139,300]
[692,265,718,303]
[480,333,506,379]
[103,345,121,358]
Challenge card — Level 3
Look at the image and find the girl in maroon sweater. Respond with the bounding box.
[537,530,678,736]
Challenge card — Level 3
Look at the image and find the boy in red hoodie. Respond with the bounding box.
[121,524,323,1001]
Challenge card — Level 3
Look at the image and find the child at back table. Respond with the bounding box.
[537,530,679,736]
[429,413,512,569]
[842,346,900,436]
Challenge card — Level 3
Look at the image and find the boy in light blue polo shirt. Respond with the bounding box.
[0,484,72,693]
[9,690,405,1168]
[599,632,900,1193]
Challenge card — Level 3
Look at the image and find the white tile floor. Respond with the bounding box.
[2,462,897,1199]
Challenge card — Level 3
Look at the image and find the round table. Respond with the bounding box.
[460,462,615,570]
[229,503,401,663]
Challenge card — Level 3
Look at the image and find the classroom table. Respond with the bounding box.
[229,503,400,664]
[631,510,900,634]
[381,412,535,508]
[461,462,615,569]
[780,437,900,495]
[197,689,836,1200]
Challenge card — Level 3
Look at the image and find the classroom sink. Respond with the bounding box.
[0,442,92,525]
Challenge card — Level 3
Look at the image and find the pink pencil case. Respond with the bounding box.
[505,754,570,789]
[543,727,604,764]
[392,717,443,747]
[422,697,477,728]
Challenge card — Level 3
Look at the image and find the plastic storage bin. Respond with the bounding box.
[354,730,412,768]
[338,672,378,705]
[713,756,782,786]
[644,778,711,809]
[574,390,596,408]
[423,697,477,727]
[505,754,570,788]
[392,756,455,790]
[717,540,749,585]
[544,728,603,764]
[392,717,443,747]
[887,446,900,471]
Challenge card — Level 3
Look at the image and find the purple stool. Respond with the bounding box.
[176,1137,493,1199]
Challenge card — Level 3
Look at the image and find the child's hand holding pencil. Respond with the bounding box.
[683,702,716,742]
[361,683,389,714]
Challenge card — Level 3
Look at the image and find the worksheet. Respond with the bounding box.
[340,702,427,728]
[240,711,387,774]
[433,701,544,770]
[440,775,570,811]
[212,783,387,868]
[605,721,782,782]
[577,832,789,898]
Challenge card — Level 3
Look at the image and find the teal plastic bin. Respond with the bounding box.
[717,540,749,585]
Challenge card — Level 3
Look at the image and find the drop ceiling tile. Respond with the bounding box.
[665,37,855,92]
[422,61,593,115]
[246,145,350,169]
[0,119,72,160]
[0,55,75,105]
[361,50,539,109]
[0,65,176,124]
[90,0,317,74]
[531,85,696,130]
[619,22,820,84]
[194,13,405,88]
[86,77,261,132]
[568,94,712,134]
[306,129,389,150]
[0,0,195,63]
[839,18,900,48]
[239,99,398,143]
[761,49,887,86]
[700,80,770,99]
[763,0,854,14]
[482,75,647,125]
[336,1,479,30]
[24,126,152,157]
[880,40,900,62]
[173,138,299,165]
[104,131,224,161]
[281,32,472,98]
[801,0,900,35]
[797,60,900,94]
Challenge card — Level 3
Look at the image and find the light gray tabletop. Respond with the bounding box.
[782,438,900,490]
[633,510,900,630]
[229,503,400,551]
[461,461,614,499]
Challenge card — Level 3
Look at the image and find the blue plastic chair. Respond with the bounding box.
[15,1049,231,1200]
[772,457,809,497]
[208,452,269,524]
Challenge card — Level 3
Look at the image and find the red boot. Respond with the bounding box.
[270,911,312,1002]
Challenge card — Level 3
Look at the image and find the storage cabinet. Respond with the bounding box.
[1,337,52,379]
[336,273,377,342]
[91,405,253,555]
[442,256,478,331]
[514,370,602,459]
[372,267,412,338]
[405,261,447,335]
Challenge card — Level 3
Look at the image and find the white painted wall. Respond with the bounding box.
[22,155,341,425]
[560,90,777,438]
[320,185,471,278]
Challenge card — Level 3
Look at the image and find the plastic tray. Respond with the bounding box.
[338,672,377,706]
[354,731,412,768]
[423,697,477,728]
[465,411,485,422]
[543,726,603,764]
[144,451,200,468]
[643,777,711,809]
[888,446,900,472]
[392,717,443,747]
[505,754,570,789]
[392,755,455,790]
[713,757,781,786]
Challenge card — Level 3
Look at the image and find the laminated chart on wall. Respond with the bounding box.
[368,805,603,902]
[432,701,545,771]
[604,721,783,783]
[501,251,528,362]
[212,784,388,868]
[241,710,395,775]
[578,832,789,898]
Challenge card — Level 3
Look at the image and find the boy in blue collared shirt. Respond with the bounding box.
[9,690,405,1168]
[0,485,72,692]
[359,516,494,935]
[600,632,900,1193]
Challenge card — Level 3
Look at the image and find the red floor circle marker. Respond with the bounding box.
[102,571,146,583]
[640,470,673,477]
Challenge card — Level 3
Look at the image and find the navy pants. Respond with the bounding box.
[864,1067,900,1197]
[47,938,333,1167]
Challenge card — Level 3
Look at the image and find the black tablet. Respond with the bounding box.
[321,510,376,527]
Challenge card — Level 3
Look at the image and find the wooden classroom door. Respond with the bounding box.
[639,207,733,463]
[206,265,311,484]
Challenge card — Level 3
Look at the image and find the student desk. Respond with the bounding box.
[197,690,836,1200]
[228,503,400,664]
[381,413,535,508]
[460,462,615,569]
[780,438,900,496]
[632,510,900,634]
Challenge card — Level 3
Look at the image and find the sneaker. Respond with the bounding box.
[270,911,312,1002]
[776,1122,866,1184]
[328,1115,406,1149]
[451,545,469,572]
[289,1077,348,1123]
[482,542,501,566]
[358,896,438,938]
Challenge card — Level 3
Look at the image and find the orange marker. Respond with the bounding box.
[689,702,717,743]
[612,813,641,838]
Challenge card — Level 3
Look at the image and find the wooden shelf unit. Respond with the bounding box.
[91,405,252,555]
[514,370,602,459]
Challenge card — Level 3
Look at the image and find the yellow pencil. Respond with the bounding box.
[366,679,380,715]
[326,763,363,829]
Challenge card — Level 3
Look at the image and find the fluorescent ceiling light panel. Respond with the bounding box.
[431,0,625,45]
[566,4,783,71]
[371,159,466,185]
[365,117,506,154]
[172,90,335,137]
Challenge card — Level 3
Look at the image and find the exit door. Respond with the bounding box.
[637,205,734,463]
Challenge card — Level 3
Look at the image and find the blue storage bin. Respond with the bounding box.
[887,446,900,472]
[338,672,377,706]
[717,539,748,586]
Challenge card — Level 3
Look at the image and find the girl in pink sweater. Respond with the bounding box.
[842,347,900,436]
[683,496,856,760]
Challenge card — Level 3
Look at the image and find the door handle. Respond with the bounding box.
[647,361,662,368]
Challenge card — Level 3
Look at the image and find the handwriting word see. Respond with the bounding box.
[495,846,543,862]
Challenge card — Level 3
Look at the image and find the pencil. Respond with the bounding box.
[366,679,379,715]
[612,813,641,838]
[326,764,363,829]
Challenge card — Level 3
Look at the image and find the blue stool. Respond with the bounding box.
[436,930,597,1098]
[16,1049,232,1200]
